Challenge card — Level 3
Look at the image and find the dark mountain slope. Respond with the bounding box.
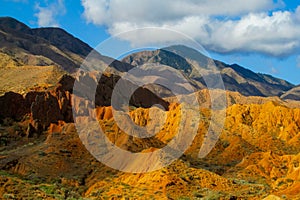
[31,28,92,57]
[0,17,103,72]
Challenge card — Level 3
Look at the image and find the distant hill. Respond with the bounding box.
[122,45,294,97]
[281,85,300,101]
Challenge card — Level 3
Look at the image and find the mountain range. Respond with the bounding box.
[122,45,294,97]
[0,16,298,101]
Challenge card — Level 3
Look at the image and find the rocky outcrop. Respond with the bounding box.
[56,90,73,123]
[57,74,75,92]
[0,92,28,120]
[96,106,113,120]
[28,84,74,131]
[75,72,170,110]
[0,72,169,132]
[31,92,63,130]
[0,83,73,132]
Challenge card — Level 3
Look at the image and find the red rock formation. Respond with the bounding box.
[31,92,63,130]
[0,92,28,120]
[96,106,113,120]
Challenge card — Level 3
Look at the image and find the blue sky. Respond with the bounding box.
[1,0,300,84]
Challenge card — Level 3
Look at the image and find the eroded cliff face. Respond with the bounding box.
[65,102,300,198]
[0,85,72,134]
[0,72,170,135]
[1,75,300,198]
[2,100,300,199]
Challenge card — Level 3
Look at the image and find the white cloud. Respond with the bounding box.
[81,0,300,57]
[81,0,276,25]
[295,6,300,22]
[35,0,66,27]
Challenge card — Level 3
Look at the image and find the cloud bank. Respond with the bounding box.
[35,0,65,27]
[81,0,300,57]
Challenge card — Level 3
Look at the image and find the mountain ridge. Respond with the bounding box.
[0,17,298,101]
[0,17,100,72]
[122,45,294,97]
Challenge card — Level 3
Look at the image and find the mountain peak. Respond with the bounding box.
[0,17,31,33]
[163,44,202,54]
[162,44,210,68]
[0,17,99,72]
[31,27,93,57]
